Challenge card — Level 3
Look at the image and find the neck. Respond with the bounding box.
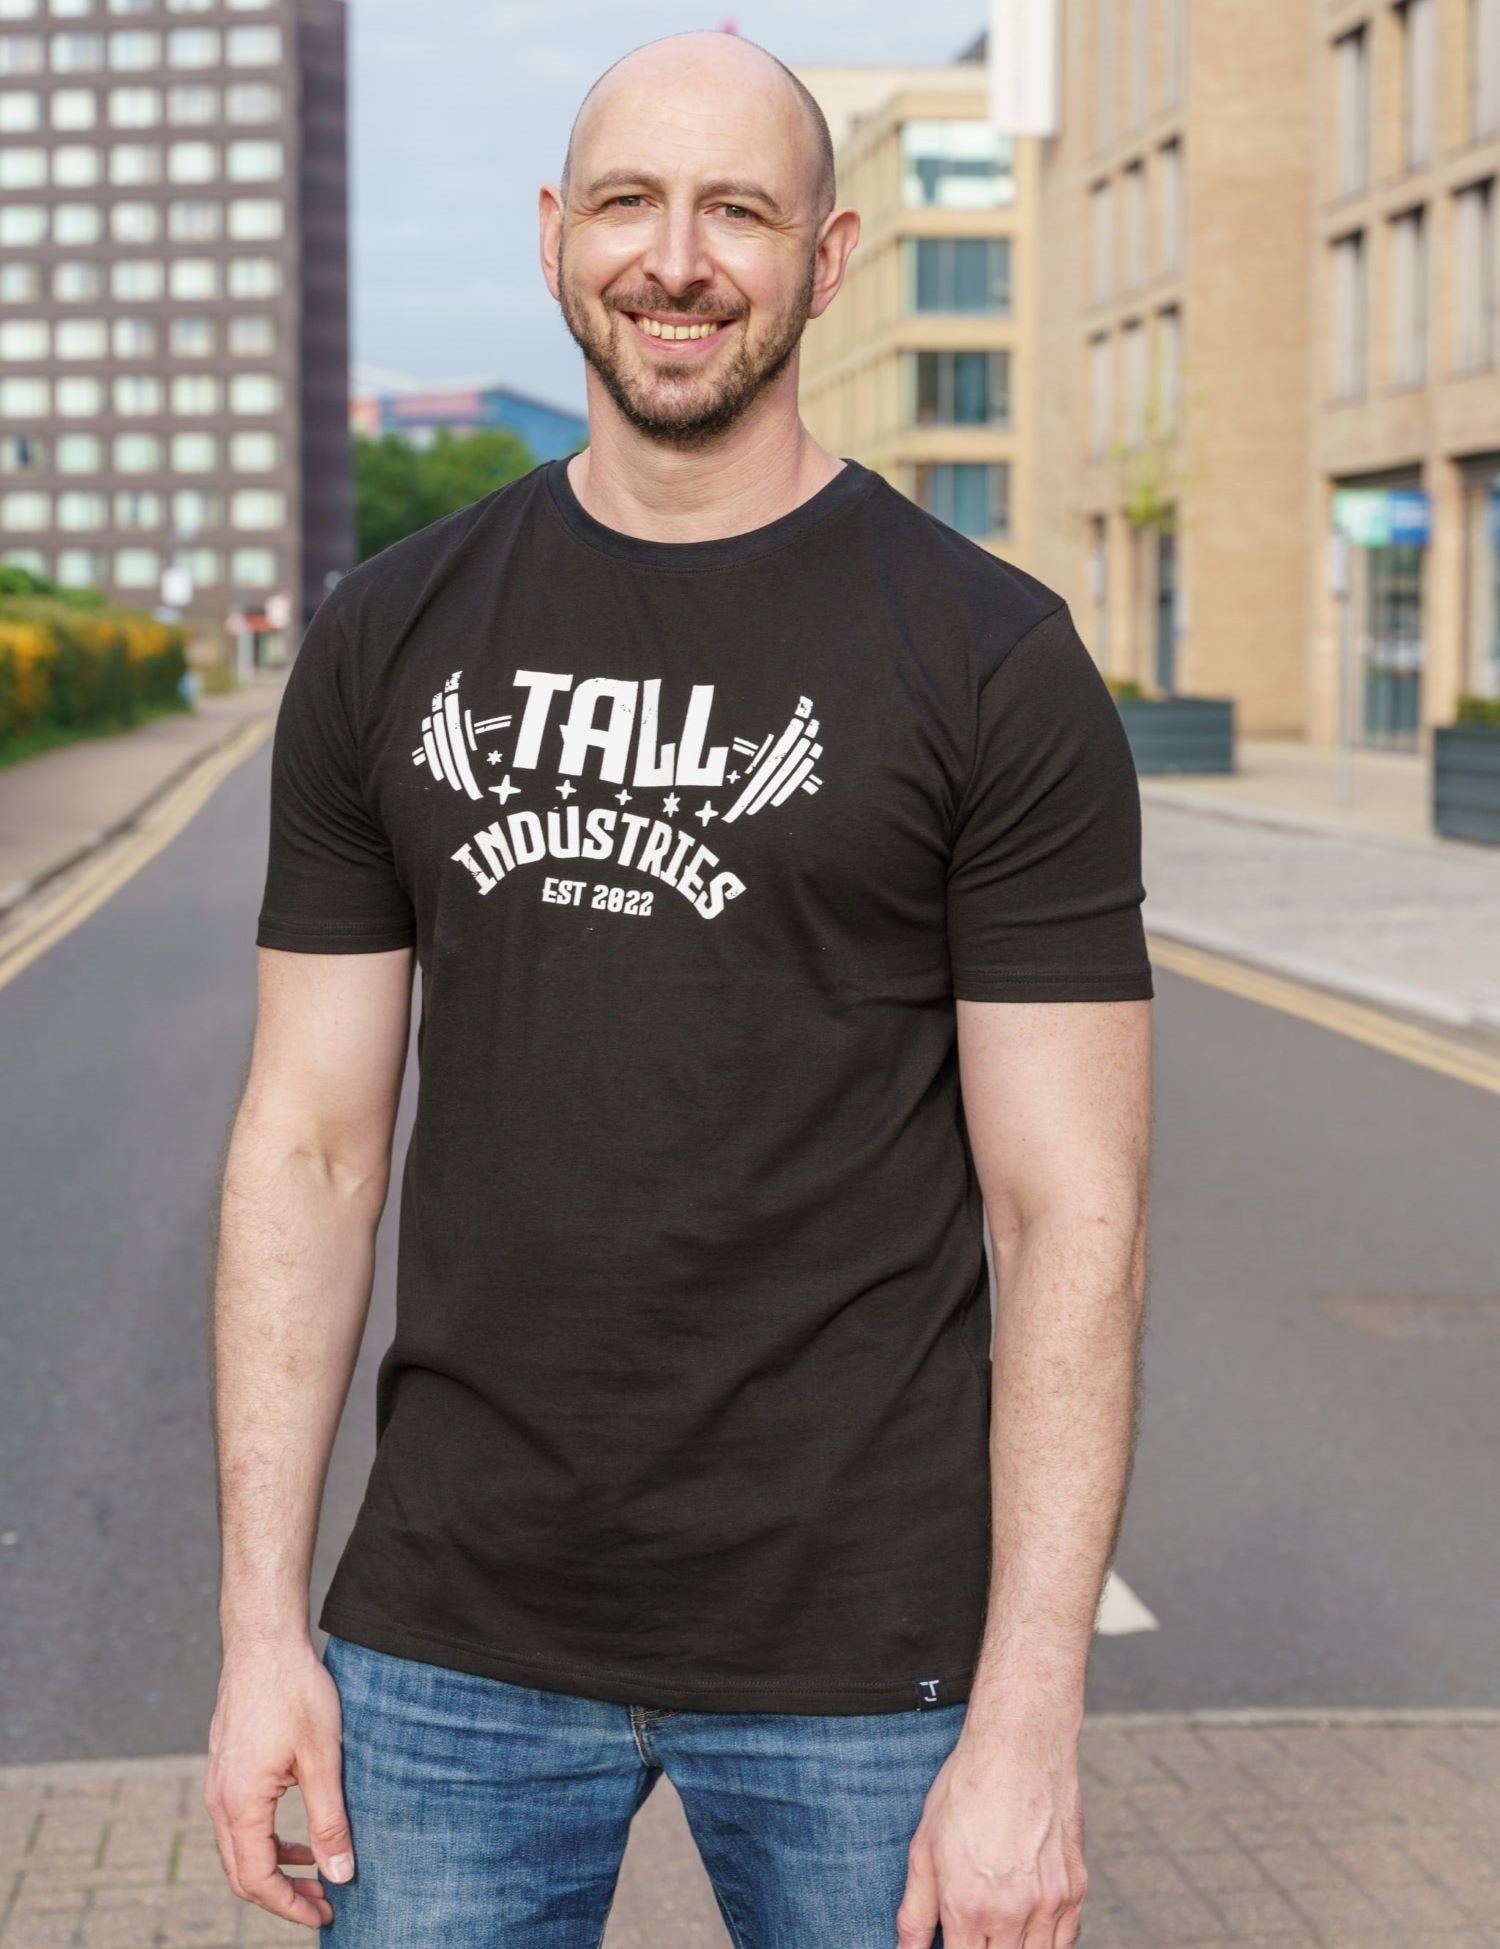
[566,382,845,544]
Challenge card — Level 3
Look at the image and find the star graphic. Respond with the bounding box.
[614,789,632,805]
[662,792,681,815]
[695,802,719,826]
[489,774,521,804]
[727,769,740,783]
[556,778,576,799]
[486,749,504,765]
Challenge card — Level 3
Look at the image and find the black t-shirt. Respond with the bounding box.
[256,455,1153,1715]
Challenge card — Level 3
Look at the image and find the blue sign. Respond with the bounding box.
[1332,487,1431,547]
[1385,488,1431,545]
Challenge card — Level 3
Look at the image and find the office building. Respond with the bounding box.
[350,378,587,464]
[0,0,353,651]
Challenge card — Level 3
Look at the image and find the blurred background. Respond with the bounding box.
[1,4,1499,1946]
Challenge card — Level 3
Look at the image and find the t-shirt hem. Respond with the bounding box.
[952,968,1155,1001]
[318,1600,975,1717]
[256,917,417,953]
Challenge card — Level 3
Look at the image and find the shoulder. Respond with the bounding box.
[851,467,1068,672]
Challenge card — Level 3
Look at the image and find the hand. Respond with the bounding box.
[203,1636,354,1930]
[895,1718,1087,1949]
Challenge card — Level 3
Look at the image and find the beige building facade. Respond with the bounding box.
[794,53,1036,567]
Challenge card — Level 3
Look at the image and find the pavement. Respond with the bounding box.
[2,1713,1497,1947]
[4,710,1499,1944]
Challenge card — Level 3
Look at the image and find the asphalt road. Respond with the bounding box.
[2,733,1498,1771]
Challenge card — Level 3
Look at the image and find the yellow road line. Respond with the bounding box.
[1147,932,1500,1099]
[0,714,273,994]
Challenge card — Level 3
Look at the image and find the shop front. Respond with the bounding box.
[1331,475,1429,753]
[1461,453,1500,701]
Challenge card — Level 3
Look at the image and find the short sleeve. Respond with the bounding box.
[254,594,417,954]
[946,602,1153,1001]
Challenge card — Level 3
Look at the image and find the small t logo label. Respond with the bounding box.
[913,1676,945,1708]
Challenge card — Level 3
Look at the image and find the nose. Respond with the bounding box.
[636,203,715,300]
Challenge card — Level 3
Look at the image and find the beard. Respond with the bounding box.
[556,235,817,449]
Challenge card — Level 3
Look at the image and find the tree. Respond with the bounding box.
[353,426,539,561]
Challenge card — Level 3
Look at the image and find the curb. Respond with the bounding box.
[0,696,281,925]
[5,1709,1499,1788]
[1144,909,1500,1039]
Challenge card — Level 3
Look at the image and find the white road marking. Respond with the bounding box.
[1096,1572,1159,1636]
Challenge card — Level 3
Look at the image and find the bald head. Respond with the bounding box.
[560,31,836,228]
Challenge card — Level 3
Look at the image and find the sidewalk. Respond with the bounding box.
[2,1713,1495,1947]
[0,675,287,920]
[1140,739,1500,1037]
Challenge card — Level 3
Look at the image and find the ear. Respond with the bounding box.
[807,205,861,323]
[539,183,565,302]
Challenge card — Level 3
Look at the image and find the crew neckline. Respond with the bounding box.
[542,454,876,571]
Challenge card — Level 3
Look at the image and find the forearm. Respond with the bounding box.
[211,1106,385,1652]
[962,1202,1146,1741]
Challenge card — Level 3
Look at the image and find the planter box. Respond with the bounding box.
[1113,695,1236,775]
[1433,723,1500,845]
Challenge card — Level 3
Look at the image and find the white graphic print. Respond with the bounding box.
[413,669,825,922]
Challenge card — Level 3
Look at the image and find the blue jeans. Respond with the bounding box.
[318,1633,965,1948]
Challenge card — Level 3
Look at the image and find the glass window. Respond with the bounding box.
[111,258,162,298]
[54,201,103,242]
[0,431,46,469]
[55,317,106,356]
[169,315,213,355]
[168,26,217,64]
[54,0,97,11]
[57,489,105,529]
[230,428,276,469]
[109,0,157,12]
[0,34,44,72]
[1462,460,1500,693]
[168,257,218,298]
[227,0,275,8]
[167,0,215,10]
[0,375,48,413]
[1,490,50,530]
[227,314,273,356]
[901,120,1015,210]
[227,257,279,297]
[231,545,276,586]
[171,430,216,470]
[0,146,45,186]
[0,0,39,17]
[51,31,102,68]
[109,28,159,67]
[226,138,280,181]
[180,545,219,584]
[226,80,277,120]
[0,549,48,575]
[111,199,159,240]
[172,487,220,529]
[112,316,155,355]
[57,550,104,588]
[0,263,40,299]
[0,317,47,356]
[229,372,279,413]
[168,198,220,239]
[114,372,162,414]
[54,260,102,299]
[55,432,101,471]
[168,139,216,182]
[56,374,102,414]
[230,487,283,529]
[910,349,1011,426]
[108,83,159,124]
[227,197,281,240]
[114,546,160,588]
[51,86,95,125]
[114,488,161,526]
[909,238,1011,314]
[113,432,161,471]
[911,462,1011,539]
[0,205,47,244]
[226,24,279,64]
[168,82,217,122]
[109,143,160,182]
[52,145,100,184]
[0,86,41,128]
[171,372,219,412]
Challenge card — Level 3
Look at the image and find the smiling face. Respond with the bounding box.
[542,34,849,450]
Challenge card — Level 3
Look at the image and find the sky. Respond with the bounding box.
[347,0,989,413]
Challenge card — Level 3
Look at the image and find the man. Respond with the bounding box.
[205,28,1153,1949]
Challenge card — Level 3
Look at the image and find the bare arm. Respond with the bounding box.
[205,944,413,1929]
[899,995,1153,1949]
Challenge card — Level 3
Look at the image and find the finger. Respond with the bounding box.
[231,1805,329,1925]
[275,1839,318,1866]
[895,1840,941,1949]
[297,1734,356,1887]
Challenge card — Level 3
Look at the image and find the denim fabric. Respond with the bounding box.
[317,1632,966,1948]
